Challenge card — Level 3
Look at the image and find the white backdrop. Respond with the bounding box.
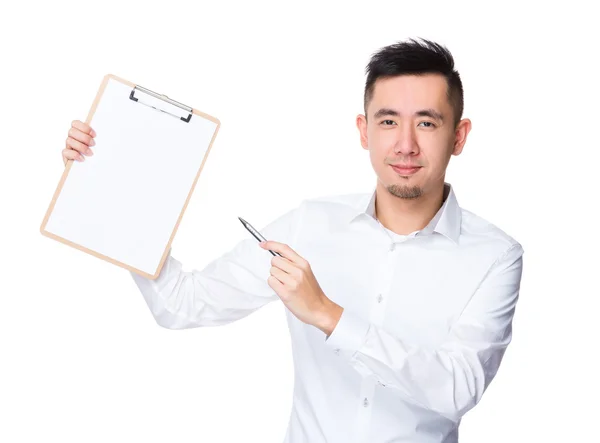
[1,1,597,442]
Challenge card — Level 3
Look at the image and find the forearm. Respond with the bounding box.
[333,312,507,420]
[324,243,523,421]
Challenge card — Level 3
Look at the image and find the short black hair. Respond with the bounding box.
[363,37,464,128]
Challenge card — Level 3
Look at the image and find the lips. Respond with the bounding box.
[391,165,421,175]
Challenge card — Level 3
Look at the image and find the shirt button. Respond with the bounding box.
[377,294,383,303]
[363,397,369,407]
[334,348,340,355]
[389,243,396,252]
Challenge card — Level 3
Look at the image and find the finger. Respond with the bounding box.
[66,137,93,156]
[261,241,304,265]
[271,255,296,274]
[270,266,293,286]
[71,119,96,138]
[68,126,95,148]
[62,148,85,162]
[267,275,284,292]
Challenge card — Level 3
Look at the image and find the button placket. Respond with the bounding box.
[370,242,396,326]
[354,377,376,443]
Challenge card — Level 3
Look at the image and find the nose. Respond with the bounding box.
[393,123,419,156]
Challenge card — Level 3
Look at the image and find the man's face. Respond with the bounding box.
[357,73,470,200]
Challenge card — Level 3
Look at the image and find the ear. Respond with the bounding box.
[452,118,472,155]
[357,114,369,150]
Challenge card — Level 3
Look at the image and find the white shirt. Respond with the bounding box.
[130,182,524,443]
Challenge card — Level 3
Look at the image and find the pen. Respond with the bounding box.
[238,216,283,257]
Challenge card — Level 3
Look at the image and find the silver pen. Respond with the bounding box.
[238,217,283,257]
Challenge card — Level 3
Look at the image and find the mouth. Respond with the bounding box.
[391,165,422,175]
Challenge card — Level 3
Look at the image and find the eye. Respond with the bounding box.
[418,121,436,128]
[381,119,396,125]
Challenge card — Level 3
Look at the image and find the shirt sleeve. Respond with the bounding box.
[130,202,304,330]
[324,242,524,422]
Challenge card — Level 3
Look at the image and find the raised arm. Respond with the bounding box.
[131,204,303,329]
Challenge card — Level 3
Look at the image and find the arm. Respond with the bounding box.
[324,243,524,422]
[130,204,303,330]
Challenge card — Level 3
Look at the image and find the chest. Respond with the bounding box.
[298,231,492,347]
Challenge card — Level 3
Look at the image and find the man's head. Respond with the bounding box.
[357,38,471,200]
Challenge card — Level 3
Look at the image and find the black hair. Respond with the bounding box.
[363,37,464,128]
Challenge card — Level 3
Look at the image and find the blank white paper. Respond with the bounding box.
[45,77,218,276]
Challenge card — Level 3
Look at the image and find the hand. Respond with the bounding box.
[62,120,97,166]
[259,240,343,336]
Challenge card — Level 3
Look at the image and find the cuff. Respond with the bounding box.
[324,307,371,357]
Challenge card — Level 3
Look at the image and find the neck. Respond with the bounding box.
[374,181,446,236]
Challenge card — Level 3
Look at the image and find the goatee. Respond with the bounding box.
[387,184,422,200]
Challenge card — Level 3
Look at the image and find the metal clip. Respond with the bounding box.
[129,85,193,123]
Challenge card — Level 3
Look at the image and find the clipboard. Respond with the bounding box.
[40,74,221,280]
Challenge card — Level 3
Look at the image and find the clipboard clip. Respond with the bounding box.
[129,85,193,123]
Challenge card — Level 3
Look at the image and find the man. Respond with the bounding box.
[63,37,524,443]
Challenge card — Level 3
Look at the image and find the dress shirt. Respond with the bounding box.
[130,182,524,443]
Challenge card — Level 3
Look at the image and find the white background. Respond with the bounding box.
[1,1,597,442]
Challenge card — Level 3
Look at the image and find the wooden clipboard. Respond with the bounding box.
[40,74,221,279]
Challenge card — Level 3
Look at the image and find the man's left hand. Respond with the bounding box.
[259,240,343,336]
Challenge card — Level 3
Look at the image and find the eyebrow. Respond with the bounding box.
[373,107,444,123]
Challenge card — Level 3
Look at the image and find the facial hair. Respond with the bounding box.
[387,183,423,200]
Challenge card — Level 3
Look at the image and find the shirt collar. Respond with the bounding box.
[347,182,461,244]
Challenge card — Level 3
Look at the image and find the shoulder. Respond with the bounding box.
[299,191,370,217]
[459,207,524,256]
[303,191,368,206]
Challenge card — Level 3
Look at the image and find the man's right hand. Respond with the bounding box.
[62,120,96,166]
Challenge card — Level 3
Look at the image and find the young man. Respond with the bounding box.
[63,37,524,443]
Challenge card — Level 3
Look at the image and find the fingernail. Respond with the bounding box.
[90,139,95,146]
[87,149,94,156]
[79,155,85,161]
[91,129,96,137]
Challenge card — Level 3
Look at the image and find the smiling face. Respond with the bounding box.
[357,73,471,200]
